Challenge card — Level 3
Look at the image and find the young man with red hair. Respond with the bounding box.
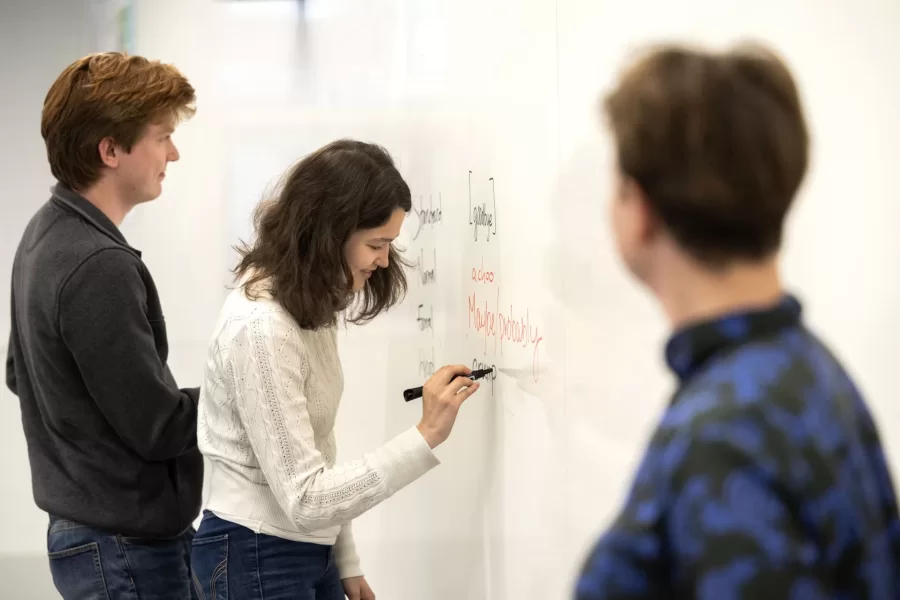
[6,52,201,598]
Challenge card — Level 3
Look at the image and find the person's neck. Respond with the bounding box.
[651,253,784,331]
[76,179,131,227]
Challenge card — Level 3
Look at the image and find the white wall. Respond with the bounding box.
[0,1,93,596]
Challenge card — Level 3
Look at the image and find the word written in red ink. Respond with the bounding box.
[468,171,497,242]
[467,288,543,382]
[471,258,495,284]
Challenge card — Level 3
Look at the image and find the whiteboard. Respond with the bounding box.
[207,0,900,598]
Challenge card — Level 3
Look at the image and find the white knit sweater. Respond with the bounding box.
[198,286,440,579]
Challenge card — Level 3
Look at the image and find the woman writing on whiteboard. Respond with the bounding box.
[191,139,482,600]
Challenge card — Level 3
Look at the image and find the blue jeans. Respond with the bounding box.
[46,515,197,599]
[191,511,344,600]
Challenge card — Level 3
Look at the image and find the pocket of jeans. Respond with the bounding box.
[48,542,111,600]
[191,534,228,600]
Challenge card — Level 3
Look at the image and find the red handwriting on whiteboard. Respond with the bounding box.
[466,287,543,382]
[471,258,495,284]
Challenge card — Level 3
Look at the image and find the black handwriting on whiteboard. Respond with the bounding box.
[472,357,497,395]
[416,247,437,287]
[416,304,434,332]
[419,346,435,378]
[411,193,443,241]
[469,171,497,242]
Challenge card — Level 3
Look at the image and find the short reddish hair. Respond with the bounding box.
[41,52,196,191]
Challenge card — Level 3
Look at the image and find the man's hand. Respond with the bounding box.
[342,575,375,600]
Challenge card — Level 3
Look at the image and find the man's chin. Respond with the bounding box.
[137,187,163,205]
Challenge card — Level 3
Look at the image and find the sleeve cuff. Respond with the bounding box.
[369,426,441,495]
[336,558,364,580]
[334,523,363,579]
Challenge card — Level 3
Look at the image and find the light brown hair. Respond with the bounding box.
[41,52,196,191]
[234,139,413,330]
[603,42,809,266]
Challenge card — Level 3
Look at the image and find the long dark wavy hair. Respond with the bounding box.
[233,139,413,330]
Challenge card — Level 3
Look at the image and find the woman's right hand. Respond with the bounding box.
[416,364,482,449]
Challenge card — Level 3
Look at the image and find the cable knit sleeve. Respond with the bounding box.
[228,309,440,534]
[334,523,362,579]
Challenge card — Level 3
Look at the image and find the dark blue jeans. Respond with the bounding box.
[191,511,343,600]
[46,515,197,599]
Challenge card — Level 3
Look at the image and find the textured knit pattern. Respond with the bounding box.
[199,286,440,579]
[575,295,900,599]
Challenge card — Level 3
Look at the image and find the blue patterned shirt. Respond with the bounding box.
[575,295,900,599]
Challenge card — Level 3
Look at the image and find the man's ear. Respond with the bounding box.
[623,177,659,245]
[98,137,119,169]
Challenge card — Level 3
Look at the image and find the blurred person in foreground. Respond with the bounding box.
[575,41,900,599]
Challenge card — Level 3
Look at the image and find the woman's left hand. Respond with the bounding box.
[342,575,375,600]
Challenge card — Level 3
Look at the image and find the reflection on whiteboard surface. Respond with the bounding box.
[88,0,135,53]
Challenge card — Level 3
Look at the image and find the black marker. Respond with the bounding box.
[403,368,494,402]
